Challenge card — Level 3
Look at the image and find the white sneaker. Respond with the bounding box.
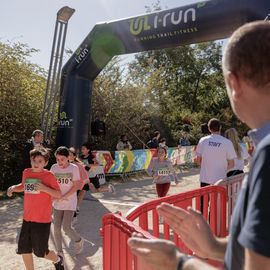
[108,184,116,194]
[57,251,64,258]
[74,238,84,255]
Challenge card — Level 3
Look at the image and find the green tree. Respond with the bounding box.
[127,41,246,144]
[0,41,46,190]
[91,57,153,150]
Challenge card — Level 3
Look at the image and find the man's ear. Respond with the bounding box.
[45,161,48,167]
[226,72,243,100]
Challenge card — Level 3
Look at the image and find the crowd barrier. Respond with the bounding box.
[101,213,155,270]
[215,173,245,231]
[101,185,227,269]
[94,146,196,174]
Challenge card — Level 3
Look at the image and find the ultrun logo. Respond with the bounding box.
[59,111,73,128]
[75,47,89,64]
[129,8,196,36]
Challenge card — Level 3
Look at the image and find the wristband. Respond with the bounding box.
[177,255,193,270]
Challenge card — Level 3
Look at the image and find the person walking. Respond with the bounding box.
[196,118,236,187]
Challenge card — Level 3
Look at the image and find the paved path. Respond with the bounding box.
[0,168,200,270]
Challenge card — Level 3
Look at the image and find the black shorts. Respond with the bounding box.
[227,170,244,177]
[82,177,100,190]
[17,220,51,257]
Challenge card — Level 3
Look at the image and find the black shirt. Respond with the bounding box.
[224,133,270,269]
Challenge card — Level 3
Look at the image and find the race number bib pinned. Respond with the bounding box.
[55,173,72,185]
[157,168,170,176]
[24,178,40,194]
[89,165,106,185]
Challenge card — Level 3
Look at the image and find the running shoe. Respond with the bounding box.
[54,255,64,270]
[108,184,116,194]
[74,238,84,255]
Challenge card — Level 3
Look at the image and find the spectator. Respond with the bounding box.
[128,21,270,270]
[91,115,106,137]
[158,138,167,148]
[224,128,250,177]
[116,134,132,150]
[147,131,160,149]
[179,131,191,146]
[196,118,236,187]
[201,123,210,135]
[22,129,48,169]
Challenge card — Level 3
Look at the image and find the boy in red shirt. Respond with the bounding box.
[7,148,64,270]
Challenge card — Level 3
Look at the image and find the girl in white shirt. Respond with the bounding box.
[50,146,84,256]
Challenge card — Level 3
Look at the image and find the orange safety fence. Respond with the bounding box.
[101,186,227,269]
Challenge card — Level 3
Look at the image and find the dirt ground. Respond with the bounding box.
[0,168,200,270]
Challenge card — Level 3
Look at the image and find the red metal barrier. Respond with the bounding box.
[102,186,227,269]
[101,213,156,270]
[126,186,227,246]
[215,173,245,231]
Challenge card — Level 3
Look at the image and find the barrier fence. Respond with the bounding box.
[215,173,245,231]
[101,185,227,270]
[94,146,196,174]
[101,213,155,270]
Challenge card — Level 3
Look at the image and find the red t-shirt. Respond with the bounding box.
[22,168,60,223]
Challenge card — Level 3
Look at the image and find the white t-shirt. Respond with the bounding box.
[51,163,80,211]
[229,144,250,172]
[196,134,237,184]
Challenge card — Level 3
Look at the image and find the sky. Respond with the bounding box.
[0,0,199,70]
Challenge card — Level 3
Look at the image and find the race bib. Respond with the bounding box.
[24,178,40,194]
[157,168,170,176]
[55,173,72,185]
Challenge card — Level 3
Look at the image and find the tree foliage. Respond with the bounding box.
[0,41,46,190]
[91,41,248,150]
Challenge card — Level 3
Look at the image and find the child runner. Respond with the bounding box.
[7,148,64,270]
[147,146,180,198]
[78,142,115,205]
[50,146,84,256]
[68,147,89,224]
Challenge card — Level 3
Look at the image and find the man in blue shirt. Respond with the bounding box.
[128,21,270,270]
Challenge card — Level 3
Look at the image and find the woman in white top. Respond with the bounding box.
[224,128,250,177]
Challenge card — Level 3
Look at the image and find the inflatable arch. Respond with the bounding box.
[56,0,270,148]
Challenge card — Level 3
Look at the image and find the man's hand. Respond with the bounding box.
[128,233,181,270]
[157,203,217,259]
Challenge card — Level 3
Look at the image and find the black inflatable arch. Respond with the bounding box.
[56,0,270,148]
